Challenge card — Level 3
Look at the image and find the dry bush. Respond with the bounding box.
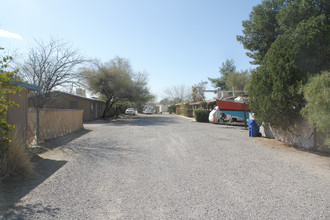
[0,140,35,181]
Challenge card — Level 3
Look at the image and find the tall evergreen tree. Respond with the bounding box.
[208,59,236,90]
[242,0,330,127]
[237,0,285,65]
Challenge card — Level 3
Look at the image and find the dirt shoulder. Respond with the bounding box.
[251,136,330,181]
[0,128,89,218]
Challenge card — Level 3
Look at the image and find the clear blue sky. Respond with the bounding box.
[0,0,262,101]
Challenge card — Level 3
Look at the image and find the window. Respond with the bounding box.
[90,102,94,113]
[70,101,78,109]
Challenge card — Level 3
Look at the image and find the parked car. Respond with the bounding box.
[125,108,136,115]
[143,108,152,114]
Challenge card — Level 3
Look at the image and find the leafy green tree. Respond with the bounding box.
[0,56,23,154]
[191,81,208,103]
[81,57,153,118]
[301,71,330,146]
[208,59,236,90]
[209,59,250,92]
[226,70,250,91]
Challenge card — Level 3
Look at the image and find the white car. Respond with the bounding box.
[125,108,136,115]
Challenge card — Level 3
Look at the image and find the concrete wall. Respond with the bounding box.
[259,123,275,139]
[270,119,315,149]
[316,131,330,153]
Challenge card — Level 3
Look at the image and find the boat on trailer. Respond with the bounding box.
[216,99,251,121]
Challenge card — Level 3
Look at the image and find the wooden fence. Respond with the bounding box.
[27,109,84,144]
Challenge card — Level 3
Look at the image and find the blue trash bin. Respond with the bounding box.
[247,119,260,137]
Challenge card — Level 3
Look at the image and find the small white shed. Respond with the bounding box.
[158,104,168,113]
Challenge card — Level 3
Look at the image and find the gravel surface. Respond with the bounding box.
[1,114,330,219]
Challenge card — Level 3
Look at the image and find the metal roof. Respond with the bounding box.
[53,91,105,103]
[11,81,41,91]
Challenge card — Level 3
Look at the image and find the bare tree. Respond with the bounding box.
[163,84,191,104]
[20,38,86,143]
[159,98,171,106]
[21,38,86,108]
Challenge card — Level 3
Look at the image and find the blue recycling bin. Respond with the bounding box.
[247,119,260,137]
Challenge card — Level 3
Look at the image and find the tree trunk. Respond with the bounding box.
[102,99,110,118]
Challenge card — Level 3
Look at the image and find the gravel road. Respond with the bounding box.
[2,114,330,219]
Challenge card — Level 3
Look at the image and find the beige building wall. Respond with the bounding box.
[30,92,105,122]
[7,89,29,145]
[6,87,89,145]
[56,94,104,122]
[54,94,92,122]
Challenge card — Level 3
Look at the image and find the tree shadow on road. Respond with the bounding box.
[0,157,66,219]
[2,201,61,219]
[0,128,93,218]
[32,128,92,153]
[102,115,181,127]
[65,138,141,164]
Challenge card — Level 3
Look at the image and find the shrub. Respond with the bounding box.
[107,101,132,117]
[248,35,305,128]
[1,56,28,180]
[193,109,210,122]
[108,107,123,117]
[0,140,35,181]
[0,57,23,154]
[184,109,193,118]
[301,71,330,146]
[178,102,193,117]
[168,104,176,114]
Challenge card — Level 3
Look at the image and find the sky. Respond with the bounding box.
[0,0,262,101]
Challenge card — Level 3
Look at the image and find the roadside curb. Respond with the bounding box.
[174,114,196,122]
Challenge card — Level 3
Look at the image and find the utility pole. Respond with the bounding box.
[244,101,247,130]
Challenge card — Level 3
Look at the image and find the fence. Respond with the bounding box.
[27,109,84,144]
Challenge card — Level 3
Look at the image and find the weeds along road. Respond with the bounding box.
[2,114,330,219]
